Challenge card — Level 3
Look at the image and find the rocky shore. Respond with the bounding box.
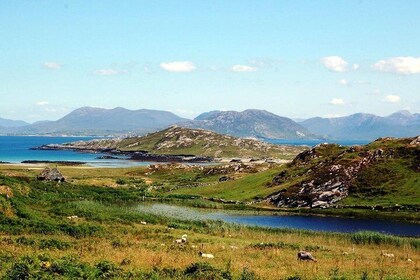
[32,144,214,163]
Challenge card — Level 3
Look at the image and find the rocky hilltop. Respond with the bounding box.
[267,136,420,209]
[181,109,317,139]
[36,126,306,160]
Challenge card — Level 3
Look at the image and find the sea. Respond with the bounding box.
[0,136,371,168]
[0,136,150,167]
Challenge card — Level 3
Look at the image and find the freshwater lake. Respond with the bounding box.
[135,203,420,237]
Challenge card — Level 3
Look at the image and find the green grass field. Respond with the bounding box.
[0,168,419,279]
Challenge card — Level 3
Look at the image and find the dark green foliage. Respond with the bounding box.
[284,275,302,280]
[38,238,70,250]
[239,267,260,280]
[184,262,228,280]
[116,178,127,185]
[15,237,35,246]
[95,261,122,279]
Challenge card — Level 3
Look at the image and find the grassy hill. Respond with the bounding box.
[173,136,420,211]
[50,126,306,159]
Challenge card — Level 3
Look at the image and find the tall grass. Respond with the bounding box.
[350,231,420,249]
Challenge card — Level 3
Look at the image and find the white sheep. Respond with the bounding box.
[67,215,79,220]
[199,252,214,259]
[175,234,188,244]
[181,234,188,243]
[297,251,317,262]
[381,251,395,258]
[140,221,147,225]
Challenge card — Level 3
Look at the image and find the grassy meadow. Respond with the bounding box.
[0,163,419,279]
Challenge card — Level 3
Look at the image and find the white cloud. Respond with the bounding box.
[329,98,345,105]
[352,64,360,70]
[43,62,62,69]
[338,79,349,86]
[94,69,127,76]
[231,64,258,72]
[160,61,196,72]
[321,56,348,72]
[373,57,420,74]
[383,95,401,103]
[36,101,49,106]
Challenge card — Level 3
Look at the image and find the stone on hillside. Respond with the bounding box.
[37,167,65,182]
[410,136,420,146]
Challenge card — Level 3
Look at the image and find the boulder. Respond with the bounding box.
[37,167,65,182]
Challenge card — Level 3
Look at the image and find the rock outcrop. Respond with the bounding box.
[267,136,420,208]
[37,167,65,182]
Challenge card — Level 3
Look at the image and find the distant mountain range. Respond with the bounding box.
[0,117,29,128]
[0,107,187,136]
[0,107,418,140]
[182,109,315,139]
[300,110,420,140]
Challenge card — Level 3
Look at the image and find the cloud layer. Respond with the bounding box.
[322,56,348,72]
[94,69,127,76]
[383,95,401,103]
[373,57,420,74]
[160,61,196,72]
[231,65,258,72]
[43,62,62,69]
[329,98,345,105]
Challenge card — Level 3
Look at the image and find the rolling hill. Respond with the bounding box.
[37,126,306,159]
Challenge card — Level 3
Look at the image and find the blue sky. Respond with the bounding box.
[1,0,419,122]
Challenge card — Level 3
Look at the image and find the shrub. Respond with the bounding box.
[116,178,127,185]
[39,238,70,250]
[95,260,122,279]
[184,262,226,280]
[15,237,36,246]
[239,267,260,280]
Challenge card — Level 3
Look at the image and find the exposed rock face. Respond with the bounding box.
[37,167,65,182]
[267,136,420,208]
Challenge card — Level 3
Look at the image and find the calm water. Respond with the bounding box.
[0,136,151,167]
[135,203,420,237]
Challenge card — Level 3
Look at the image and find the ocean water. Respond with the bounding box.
[0,136,150,167]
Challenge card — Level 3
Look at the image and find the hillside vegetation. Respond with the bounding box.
[0,168,418,279]
[43,126,306,159]
[173,136,420,214]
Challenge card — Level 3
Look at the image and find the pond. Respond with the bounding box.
[134,203,420,237]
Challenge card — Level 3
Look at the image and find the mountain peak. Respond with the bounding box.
[186,109,317,139]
